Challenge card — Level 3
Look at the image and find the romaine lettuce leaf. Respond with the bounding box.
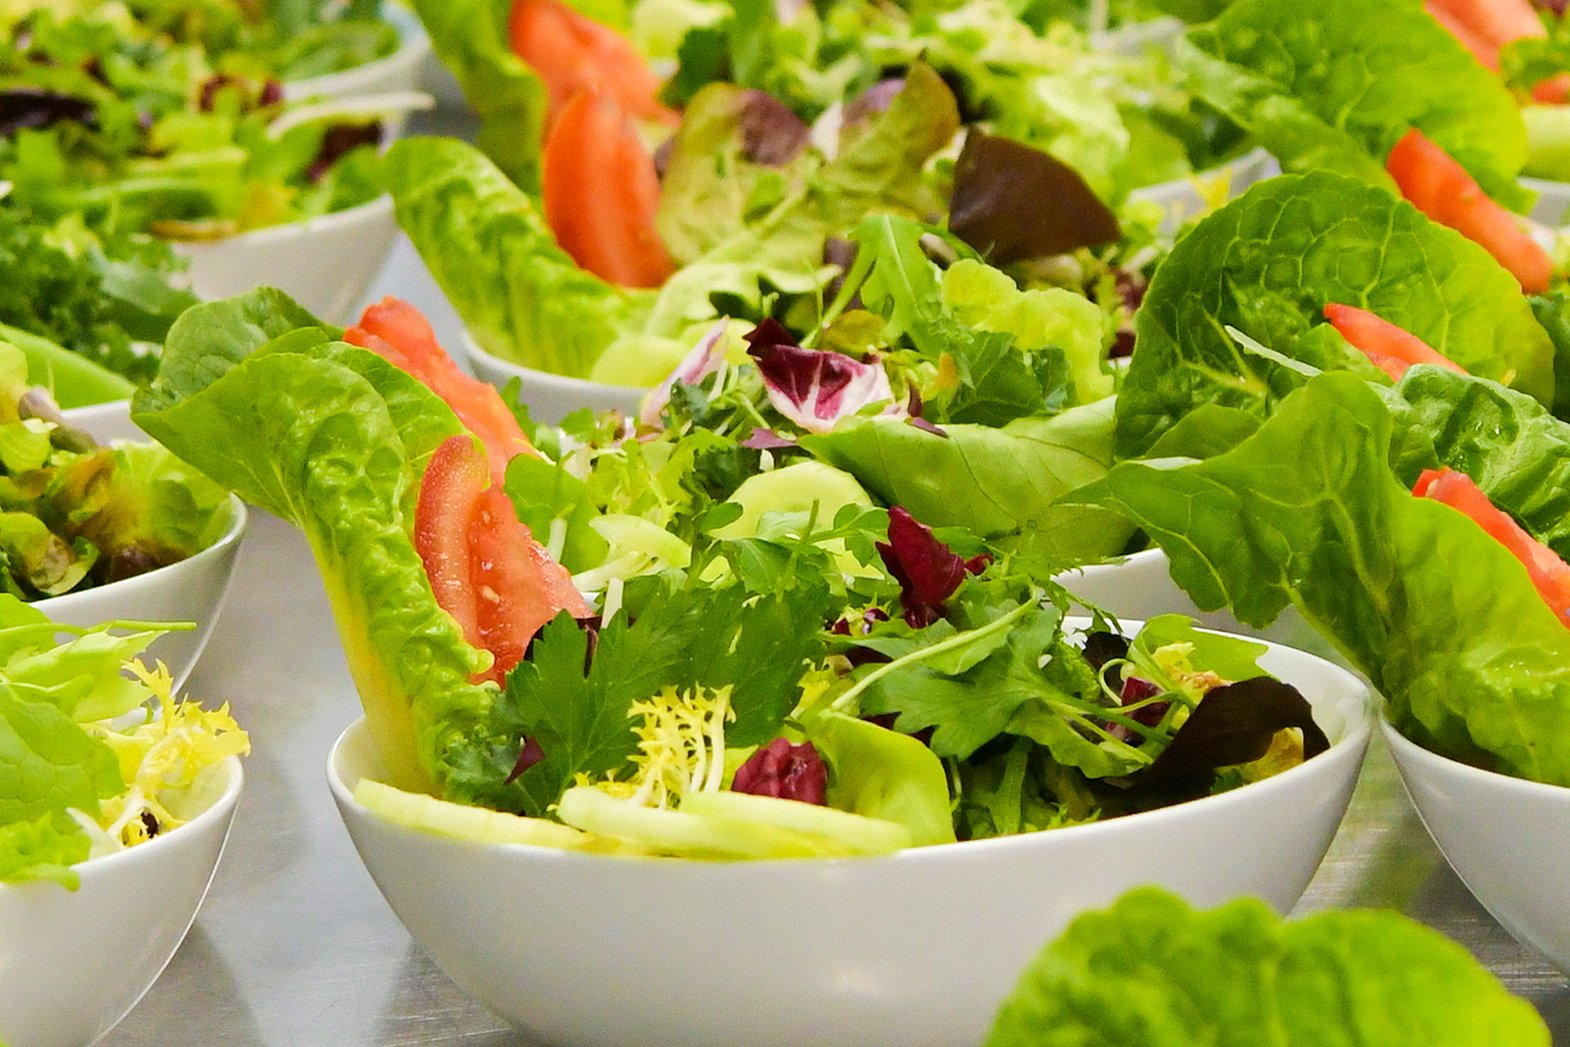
[987,887,1550,1046]
[385,137,654,380]
[802,400,1135,561]
[1177,0,1531,209]
[1116,171,1555,458]
[407,0,548,191]
[1078,371,1570,783]
[132,291,495,796]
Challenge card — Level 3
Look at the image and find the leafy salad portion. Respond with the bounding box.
[986,887,1550,1045]
[129,288,1335,859]
[0,3,400,243]
[0,596,248,889]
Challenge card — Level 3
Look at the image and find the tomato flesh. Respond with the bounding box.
[508,0,677,129]
[542,91,675,288]
[1386,128,1554,294]
[1415,467,1570,623]
[346,297,537,486]
[416,435,590,685]
[1323,303,1468,381]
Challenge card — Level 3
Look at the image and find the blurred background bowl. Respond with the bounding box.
[328,623,1372,1047]
[0,756,243,1047]
[283,7,432,138]
[1383,718,1570,974]
[463,332,645,425]
[174,195,399,324]
[36,496,247,689]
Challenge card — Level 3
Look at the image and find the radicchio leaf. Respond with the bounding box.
[745,319,901,433]
[1136,677,1330,791]
[639,320,730,428]
[949,132,1121,264]
[0,89,94,136]
[876,506,989,627]
[731,737,828,804]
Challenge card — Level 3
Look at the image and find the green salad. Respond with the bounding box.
[0,4,390,242]
[125,286,1333,859]
[0,597,248,888]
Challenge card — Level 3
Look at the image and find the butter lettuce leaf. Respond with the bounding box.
[987,887,1550,1047]
[1178,0,1531,208]
[1116,171,1555,458]
[385,137,654,380]
[802,400,1134,562]
[1079,371,1570,783]
[132,291,494,796]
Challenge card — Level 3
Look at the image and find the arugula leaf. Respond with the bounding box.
[1177,0,1531,208]
[1116,171,1555,458]
[987,887,1550,1046]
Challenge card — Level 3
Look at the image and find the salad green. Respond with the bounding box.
[0,4,391,242]
[131,288,1331,857]
[0,596,248,888]
[987,887,1550,1045]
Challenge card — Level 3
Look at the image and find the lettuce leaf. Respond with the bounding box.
[407,0,548,191]
[1078,371,1570,783]
[1178,0,1531,209]
[385,137,654,379]
[1116,171,1555,458]
[132,291,495,796]
[987,887,1549,1046]
[802,401,1134,561]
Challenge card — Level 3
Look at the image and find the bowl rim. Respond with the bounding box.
[281,6,432,97]
[31,494,248,616]
[0,754,243,893]
[462,330,651,395]
[171,192,395,252]
[1378,713,1570,799]
[328,622,1374,869]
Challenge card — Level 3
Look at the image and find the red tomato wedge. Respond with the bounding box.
[1425,0,1570,100]
[542,91,675,289]
[1425,0,1504,68]
[346,297,537,486]
[1415,467,1570,623]
[1323,303,1469,381]
[416,435,589,685]
[508,0,677,129]
[1386,128,1554,294]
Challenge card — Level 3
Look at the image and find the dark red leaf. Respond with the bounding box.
[731,738,828,804]
[949,131,1121,263]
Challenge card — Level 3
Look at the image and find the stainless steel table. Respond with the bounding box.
[100,109,1570,1046]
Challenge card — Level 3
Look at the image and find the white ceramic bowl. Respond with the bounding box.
[0,756,243,1047]
[328,624,1371,1047]
[464,333,646,425]
[1130,147,1276,233]
[36,496,247,689]
[283,8,432,139]
[1383,719,1570,973]
[62,399,141,445]
[1055,547,1339,662]
[173,194,398,323]
[1522,175,1570,227]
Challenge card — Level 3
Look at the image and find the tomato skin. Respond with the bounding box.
[542,91,675,289]
[1386,128,1554,294]
[346,297,537,486]
[508,0,677,129]
[416,436,590,685]
[1323,303,1468,381]
[1415,467,1570,623]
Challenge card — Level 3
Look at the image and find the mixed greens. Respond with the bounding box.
[0,3,392,242]
[987,887,1550,1045]
[0,597,248,888]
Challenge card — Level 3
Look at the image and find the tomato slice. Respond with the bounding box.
[1415,467,1570,623]
[508,0,678,129]
[1386,128,1553,294]
[1424,0,1504,68]
[1323,303,1468,381]
[346,297,537,486]
[416,435,590,685]
[542,91,675,289]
